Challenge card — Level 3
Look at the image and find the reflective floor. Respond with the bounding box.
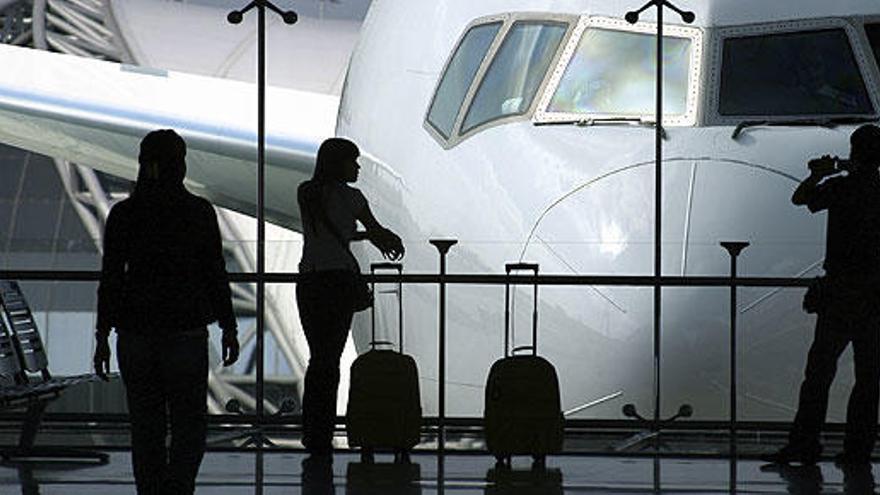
[1,446,878,494]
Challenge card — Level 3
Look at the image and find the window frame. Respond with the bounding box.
[423,14,508,147]
[857,16,880,97]
[533,15,704,127]
[423,13,576,149]
[705,17,880,126]
[456,16,575,142]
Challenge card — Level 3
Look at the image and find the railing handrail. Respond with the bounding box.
[0,270,814,287]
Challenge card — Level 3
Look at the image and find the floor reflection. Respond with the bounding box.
[301,456,335,495]
[485,466,563,494]
[760,461,878,495]
[3,459,113,495]
[760,463,824,495]
[345,460,421,495]
[4,449,880,493]
[842,462,877,494]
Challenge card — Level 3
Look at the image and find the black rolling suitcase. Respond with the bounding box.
[346,262,421,463]
[484,263,564,468]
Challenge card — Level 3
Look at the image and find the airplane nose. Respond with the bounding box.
[518,158,828,420]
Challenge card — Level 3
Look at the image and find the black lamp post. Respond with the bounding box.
[621,0,695,432]
[227,0,298,436]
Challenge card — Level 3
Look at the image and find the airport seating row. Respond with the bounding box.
[0,280,108,464]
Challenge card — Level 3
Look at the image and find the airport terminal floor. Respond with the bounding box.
[0,425,877,494]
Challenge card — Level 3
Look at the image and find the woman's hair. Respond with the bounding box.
[313,137,359,182]
[300,138,360,233]
[134,129,187,197]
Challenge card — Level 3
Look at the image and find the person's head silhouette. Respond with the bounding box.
[313,137,360,184]
[849,124,880,174]
[135,129,187,195]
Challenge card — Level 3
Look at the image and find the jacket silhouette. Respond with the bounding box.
[94,129,239,495]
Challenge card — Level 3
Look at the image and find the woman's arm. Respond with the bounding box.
[355,202,405,260]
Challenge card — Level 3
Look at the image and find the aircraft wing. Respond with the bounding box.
[0,43,338,230]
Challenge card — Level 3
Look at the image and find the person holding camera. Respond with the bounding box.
[296,137,404,464]
[765,124,880,466]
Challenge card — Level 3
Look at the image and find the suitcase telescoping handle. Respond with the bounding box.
[504,262,538,358]
[370,262,404,352]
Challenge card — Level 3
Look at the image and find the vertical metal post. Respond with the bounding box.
[256,0,266,438]
[532,269,538,356]
[653,1,664,432]
[720,241,748,490]
[624,0,695,436]
[255,449,264,495]
[504,278,510,357]
[429,239,457,455]
[227,3,297,469]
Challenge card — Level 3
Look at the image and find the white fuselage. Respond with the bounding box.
[336,0,880,420]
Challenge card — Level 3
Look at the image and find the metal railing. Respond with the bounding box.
[0,269,813,288]
[0,238,815,442]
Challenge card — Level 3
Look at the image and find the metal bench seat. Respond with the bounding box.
[0,281,108,464]
[0,373,99,404]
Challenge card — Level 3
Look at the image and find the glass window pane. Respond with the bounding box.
[11,201,58,252]
[866,23,880,69]
[426,22,502,139]
[462,21,567,132]
[0,157,23,200]
[548,29,692,116]
[720,29,872,116]
[20,154,62,200]
[0,201,12,254]
[57,201,100,254]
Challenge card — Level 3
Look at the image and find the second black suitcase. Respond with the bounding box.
[346,263,421,462]
[483,263,564,468]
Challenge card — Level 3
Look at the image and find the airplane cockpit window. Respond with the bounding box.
[426,22,502,139]
[719,29,873,116]
[461,21,568,133]
[547,29,692,117]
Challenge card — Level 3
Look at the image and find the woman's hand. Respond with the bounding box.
[370,228,405,260]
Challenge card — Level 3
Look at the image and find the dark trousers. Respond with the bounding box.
[789,311,880,456]
[117,329,209,495]
[296,271,355,453]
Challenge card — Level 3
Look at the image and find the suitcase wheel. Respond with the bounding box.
[494,455,511,470]
[360,448,375,464]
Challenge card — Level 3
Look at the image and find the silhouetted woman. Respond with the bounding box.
[94,129,240,495]
[296,138,404,462]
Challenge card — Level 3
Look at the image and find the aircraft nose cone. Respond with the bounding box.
[519,158,825,420]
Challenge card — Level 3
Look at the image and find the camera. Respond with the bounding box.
[808,155,853,174]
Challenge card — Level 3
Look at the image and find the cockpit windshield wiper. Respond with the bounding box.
[731,116,879,140]
[536,117,668,140]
